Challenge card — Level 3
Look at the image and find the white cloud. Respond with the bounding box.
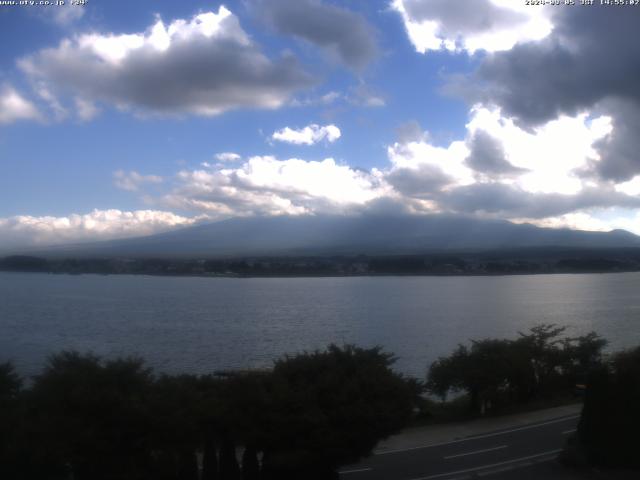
[164,156,388,217]
[606,211,640,236]
[459,7,640,182]
[615,176,640,197]
[272,124,341,145]
[0,85,41,124]
[320,91,341,104]
[4,110,638,248]
[524,210,640,236]
[290,90,342,107]
[524,212,612,233]
[32,3,85,27]
[74,97,99,121]
[233,156,377,202]
[20,6,313,118]
[380,106,640,230]
[392,0,552,54]
[348,84,386,107]
[359,96,385,108]
[113,170,163,192]
[465,106,613,195]
[0,209,205,248]
[34,82,68,121]
[51,4,85,26]
[142,106,636,232]
[387,135,474,189]
[215,152,242,162]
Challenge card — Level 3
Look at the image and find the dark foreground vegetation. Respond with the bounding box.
[1,326,638,479]
[565,346,640,470]
[426,325,606,415]
[3,247,640,277]
[426,325,640,473]
[0,345,419,480]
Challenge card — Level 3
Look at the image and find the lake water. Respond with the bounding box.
[1,272,640,379]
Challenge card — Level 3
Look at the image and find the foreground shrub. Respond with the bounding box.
[577,346,640,468]
[260,345,419,479]
[0,345,419,480]
[427,324,607,414]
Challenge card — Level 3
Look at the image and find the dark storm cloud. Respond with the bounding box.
[465,131,527,177]
[451,5,640,182]
[472,6,640,125]
[256,0,377,70]
[402,0,527,37]
[437,183,640,219]
[591,99,640,183]
[20,9,314,116]
[386,164,454,199]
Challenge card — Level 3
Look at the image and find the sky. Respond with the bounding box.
[1,0,640,248]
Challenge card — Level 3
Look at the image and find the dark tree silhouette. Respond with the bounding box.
[577,346,640,468]
[0,363,23,479]
[259,344,418,479]
[218,436,241,480]
[427,325,608,414]
[4,333,610,479]
[515,324,568,397]
[560,332,608,383]
[0,362,21,398]
[241,445,260,480]
[428,339,515,413]
[147,374,204,478]
[201,435,219,480]
[26,352,155,480]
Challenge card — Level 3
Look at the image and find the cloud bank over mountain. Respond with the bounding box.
[1,2,640,247]
[0,210,205,250]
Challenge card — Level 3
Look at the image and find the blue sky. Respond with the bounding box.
[1,0,639,247]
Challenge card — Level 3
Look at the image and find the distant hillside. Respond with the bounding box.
[18,214,640,258]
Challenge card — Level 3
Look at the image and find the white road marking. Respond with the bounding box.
[339,467,373,475]
[376,415,579,455]
[408,449,563,480]
[562,429,577,435]
[443,445,507,460]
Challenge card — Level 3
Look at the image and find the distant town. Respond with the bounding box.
[3,248,640,277]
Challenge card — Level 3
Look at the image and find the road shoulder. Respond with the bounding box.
[374,404,582,455]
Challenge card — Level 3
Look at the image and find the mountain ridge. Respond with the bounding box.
[13,214,640,259]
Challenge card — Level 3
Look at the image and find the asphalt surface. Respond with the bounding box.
[339,414,579,480]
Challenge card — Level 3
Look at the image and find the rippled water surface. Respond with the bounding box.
[2,272,640,378]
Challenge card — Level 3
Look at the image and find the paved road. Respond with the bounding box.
[339,414,579,480]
